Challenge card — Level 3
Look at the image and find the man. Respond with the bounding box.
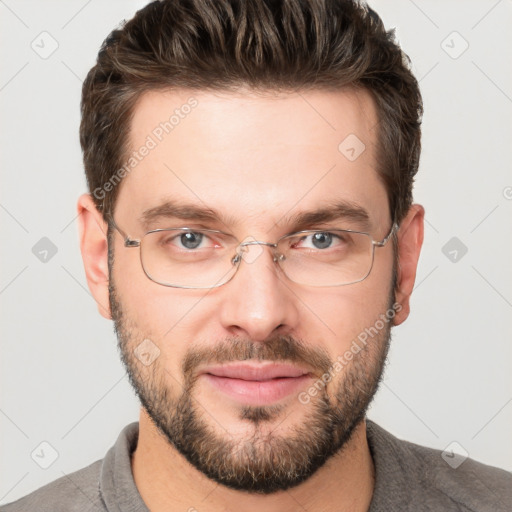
[2,0,510,511]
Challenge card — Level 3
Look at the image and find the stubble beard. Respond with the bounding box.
[108,242,394,494]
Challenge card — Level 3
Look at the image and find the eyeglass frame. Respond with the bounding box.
[106,212,399,289]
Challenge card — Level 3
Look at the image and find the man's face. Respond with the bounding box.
[109,87,396,494]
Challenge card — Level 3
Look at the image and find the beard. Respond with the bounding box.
[108,246,395,495]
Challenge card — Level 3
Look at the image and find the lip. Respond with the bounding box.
[199,363,313,405]
[201,362,311,381]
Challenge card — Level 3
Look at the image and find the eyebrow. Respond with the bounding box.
[139,199,372,233]
[284,200,372,232]
[140,201,237,231]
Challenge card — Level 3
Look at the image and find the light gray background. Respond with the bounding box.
[1,0,511,505]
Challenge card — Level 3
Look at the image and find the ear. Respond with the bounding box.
[77,193,112,319]
[392,204,425,326]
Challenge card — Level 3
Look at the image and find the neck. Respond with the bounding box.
[131,409,375,512]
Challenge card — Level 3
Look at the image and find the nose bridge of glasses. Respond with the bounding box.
[234,239,283,265]
[238,240,277,249]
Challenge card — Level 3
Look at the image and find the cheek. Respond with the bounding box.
[294,258,393,358]
[301,288,385,340]
[111,244,208,338]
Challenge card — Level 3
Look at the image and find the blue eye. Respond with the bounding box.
[311,232,333,249]
[296,232,345,250]
[179,232,204,250]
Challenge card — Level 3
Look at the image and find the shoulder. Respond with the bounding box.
[0,460,105,512]
[367,420,512,512]
[407,437,511,511]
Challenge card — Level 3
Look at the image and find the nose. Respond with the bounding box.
[218,242,300,342]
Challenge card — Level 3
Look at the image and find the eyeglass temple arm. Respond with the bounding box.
[373,222,399,247]
[106,213,141,247]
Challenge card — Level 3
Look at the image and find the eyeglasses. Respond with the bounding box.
[107,214,398,289]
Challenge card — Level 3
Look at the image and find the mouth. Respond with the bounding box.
[199,362,313,405]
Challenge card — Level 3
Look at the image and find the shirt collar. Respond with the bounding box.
[99,422,149,512]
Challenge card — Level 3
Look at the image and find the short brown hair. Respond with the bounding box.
[80,0,422,227]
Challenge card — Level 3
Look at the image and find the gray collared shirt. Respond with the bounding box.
[1,420,510,511]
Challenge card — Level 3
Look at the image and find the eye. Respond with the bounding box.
[293,231,347,250]
[159,230,218,251]
[177,231,205,250]
[310,232,334,249]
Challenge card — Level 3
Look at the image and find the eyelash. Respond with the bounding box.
[161,229,349,251]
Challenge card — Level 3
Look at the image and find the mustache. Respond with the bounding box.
[182,335,332,381]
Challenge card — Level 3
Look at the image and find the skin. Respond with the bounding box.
[77,87,424,512]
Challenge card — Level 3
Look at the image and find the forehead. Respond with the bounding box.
[117,87,388,233]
